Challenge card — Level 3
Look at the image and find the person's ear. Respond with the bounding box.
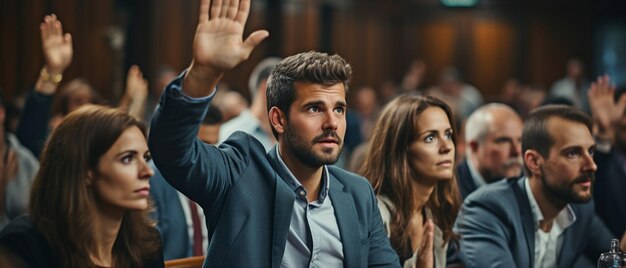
[524,150,543,176]
[86,170,94,186]
[269,107,286,135]
[469,140,480,154]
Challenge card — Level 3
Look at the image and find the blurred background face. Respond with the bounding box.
[408,107,455,182]
[474,112,523,182]
[567,60,583,79]
[198,124,220,145]
[93,126,154,213]
[67,86,93,113]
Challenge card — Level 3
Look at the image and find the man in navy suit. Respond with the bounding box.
[457,103,523,199]
[148,0,399,267]
[455,105,626,268]
[150,105,222,260]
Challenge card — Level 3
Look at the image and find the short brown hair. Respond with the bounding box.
[266,51,352,138]
[522,105,592,172]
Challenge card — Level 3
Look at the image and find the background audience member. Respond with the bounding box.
[361,94,461,268]
[150,105,222,260]
[550,58,591,113]
[118,65,149,122]
[427,67,483,122]
[353,86,380,140]
[16,15,150,158]
[218,57,280,151]
[587,75,626,238]
[0,105,162,267]
[0,96,39,230]
[146,65,178,121]
[211,89,248,122]
[455,105,625,268]
[457,103,523,199]
[16,14,73,157]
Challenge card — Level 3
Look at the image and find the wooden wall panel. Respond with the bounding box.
[282,1,319,56]
[0,0,20,98]
[0,0,612,109]
[469,20,515,98]
[527,15,593,89]
[411,22,457,87]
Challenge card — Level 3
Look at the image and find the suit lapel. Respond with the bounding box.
[459,160,478,197]
[556,207,577,268]
[512,178,536,268]
[268,148,297,268]
[329,175,360,268]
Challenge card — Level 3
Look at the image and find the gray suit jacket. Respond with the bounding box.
[454,177,612,268]
[148,74,399,268]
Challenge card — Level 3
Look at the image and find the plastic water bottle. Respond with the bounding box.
[597,239,626,268]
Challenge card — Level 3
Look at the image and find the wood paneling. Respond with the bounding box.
[0,0,614,108]
[410,22,457,87]
[469,20,515,98]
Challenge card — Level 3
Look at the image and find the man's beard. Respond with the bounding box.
[540,168,594,204]
[283,125,343,168]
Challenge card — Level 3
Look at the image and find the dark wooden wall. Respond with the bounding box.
[2,0,624,103]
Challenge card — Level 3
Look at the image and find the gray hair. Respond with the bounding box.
[465,103,518,144]
[248,57,282,98]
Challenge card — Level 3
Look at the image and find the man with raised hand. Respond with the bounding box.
[148,0,399,267]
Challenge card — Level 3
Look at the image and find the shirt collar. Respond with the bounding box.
[275,145,330,203]
[524,177,576,229]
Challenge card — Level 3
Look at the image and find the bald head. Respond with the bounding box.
[465,103,523,182]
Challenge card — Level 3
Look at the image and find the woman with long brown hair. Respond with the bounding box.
[0,105,162,267]
[360,94,461,267]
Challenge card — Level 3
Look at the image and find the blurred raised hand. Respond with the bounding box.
[37,14,73,95]
[588,75,626,142]
[120,65,149,120]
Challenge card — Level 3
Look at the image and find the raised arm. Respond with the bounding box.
[36,14,73,95]
[587,75,626,144]
[148,0,268,205]
[16,14,73,157]
[183,0,268,97]
[119,65,148,121]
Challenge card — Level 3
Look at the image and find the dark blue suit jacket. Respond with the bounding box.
[150,164,193,260]
[456,159,478,200]
[455,177,612,268]
[594,149,626,237]
[148,75,399,268]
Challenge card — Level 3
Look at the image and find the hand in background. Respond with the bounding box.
[120,65,149,120]
[587,75,626,142]
[37,14,73,95]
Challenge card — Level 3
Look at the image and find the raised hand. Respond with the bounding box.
[41,14,73,74]
[120,65,149,120]
[414,219,434,268]
[124,65,149,101]
[588,75,626,139]
[184,0,269,97]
